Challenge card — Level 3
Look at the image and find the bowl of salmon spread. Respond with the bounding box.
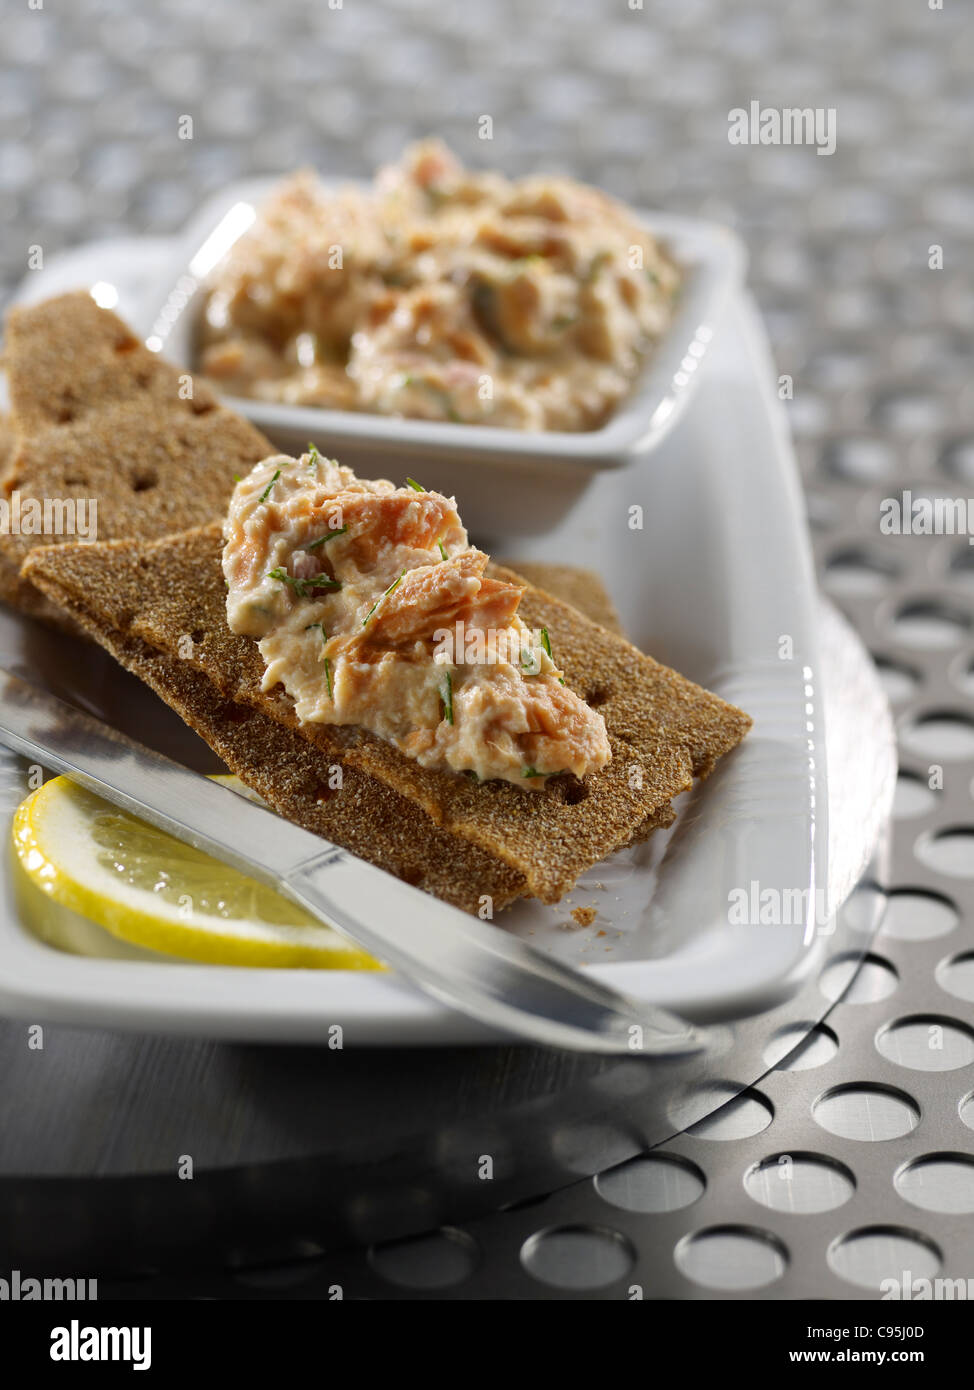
[140,141,744,529]
[197,140,682,435]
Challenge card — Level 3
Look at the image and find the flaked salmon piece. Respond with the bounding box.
[462,572,527,632]
[360,551,523,646]
[321,489,466,579]
[223,521,279,592]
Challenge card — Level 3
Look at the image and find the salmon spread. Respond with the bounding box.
[222,453,612,787]
[198,141,681,432]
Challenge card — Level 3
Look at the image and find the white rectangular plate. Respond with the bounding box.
[0,252,826,1044]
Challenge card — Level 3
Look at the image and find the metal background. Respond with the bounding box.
[2,0,973,1299]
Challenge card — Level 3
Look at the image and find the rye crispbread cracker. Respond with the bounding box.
[0,414,30,614]
[24,527,752,903]
[0,292,272,616]
[0,414,14,472]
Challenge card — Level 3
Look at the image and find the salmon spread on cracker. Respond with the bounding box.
[223,452,612,788]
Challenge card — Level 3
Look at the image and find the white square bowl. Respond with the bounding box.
[133,179,746,534]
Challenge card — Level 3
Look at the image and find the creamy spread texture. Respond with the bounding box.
[222,454,611,787]
[199,141,680,432]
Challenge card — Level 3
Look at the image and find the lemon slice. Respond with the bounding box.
[12,775,380,970]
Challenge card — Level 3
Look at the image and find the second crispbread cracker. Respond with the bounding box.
[24,526,752,903]
[0,291,272,615]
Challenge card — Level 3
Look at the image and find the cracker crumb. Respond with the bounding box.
[572,906,598,927]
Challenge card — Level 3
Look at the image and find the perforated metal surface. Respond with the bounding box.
[4,0,973,1299]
